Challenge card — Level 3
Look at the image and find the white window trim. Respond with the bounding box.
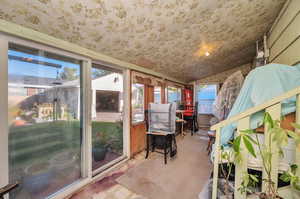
[91,61,130,176]
[131,83,145,124]
[0,33,130,199]
[197,83,218,115]
[166,86,182,103]
[154,86,162,104]
[0,37,9,191]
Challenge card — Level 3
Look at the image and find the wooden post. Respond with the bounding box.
[212,128,220,199]
[262,103,281,192]
[234,117,250,199]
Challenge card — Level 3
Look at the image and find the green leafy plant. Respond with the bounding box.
[238,172,259,194]
[220,146,235,198]
[219,128,259,198]
[228,112,300,199]
[280,164,300,191]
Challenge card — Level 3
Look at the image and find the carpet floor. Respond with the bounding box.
[117,134,212,199]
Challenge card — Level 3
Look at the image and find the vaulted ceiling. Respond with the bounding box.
[0,0,285,82]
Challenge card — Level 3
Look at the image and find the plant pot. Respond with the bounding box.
[92,147,107,162]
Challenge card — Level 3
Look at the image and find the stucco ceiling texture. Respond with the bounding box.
[0,0,285,82]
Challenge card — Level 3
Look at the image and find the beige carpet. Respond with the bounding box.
[117,135,212,199]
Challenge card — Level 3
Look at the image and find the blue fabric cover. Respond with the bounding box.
[220,63,300,145]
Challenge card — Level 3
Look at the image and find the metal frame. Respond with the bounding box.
[90,60,130,176]
[0,37,9,198]
[196,83,218,115]
[0,33,130,199]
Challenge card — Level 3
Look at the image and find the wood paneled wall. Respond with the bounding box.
[130,122,146,157]
[129,71,185,157]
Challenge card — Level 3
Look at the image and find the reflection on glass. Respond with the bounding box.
[154,86,161,103]
[91,64,124,172]
[8,43,82,199]
[131,83,144,123]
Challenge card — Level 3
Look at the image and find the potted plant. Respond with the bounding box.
[92,141,108,162]
[92,132,111,162]
[227,112,300,199]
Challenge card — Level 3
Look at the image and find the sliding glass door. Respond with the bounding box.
[91,63,125,173]
[7,43,83,199]
[0,35,129,199]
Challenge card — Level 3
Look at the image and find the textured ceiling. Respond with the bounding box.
[0,0,285,82]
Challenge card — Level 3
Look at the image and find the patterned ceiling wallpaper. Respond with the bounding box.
[196,63,252,84]
[0,0,285,82]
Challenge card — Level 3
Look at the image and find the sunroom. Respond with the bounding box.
[0,0,300,199]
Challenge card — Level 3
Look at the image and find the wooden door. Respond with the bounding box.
[130,85,155,157]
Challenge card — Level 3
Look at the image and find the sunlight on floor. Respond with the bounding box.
[70,131,212,199]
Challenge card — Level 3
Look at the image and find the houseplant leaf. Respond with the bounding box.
[264,112,274,128]
[233,135,241,153]
[245,135,258,145]
[240,129,255,135]
[243,136,256,158]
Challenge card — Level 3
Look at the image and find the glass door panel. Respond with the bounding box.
[91,64,124,172]
[154,86,161,103]
[167,86,181,103]
[8,43,83,199]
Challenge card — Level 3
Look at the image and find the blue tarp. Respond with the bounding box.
[220,63,300,145]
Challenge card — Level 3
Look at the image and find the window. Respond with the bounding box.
[154,86,161,103]
[8,43,83,199]
[167,86,181,103]
[131,83,144,123]
[197,84,217,114]
[91,64,124,173]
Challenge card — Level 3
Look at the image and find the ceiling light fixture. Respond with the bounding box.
[205,52,210,56]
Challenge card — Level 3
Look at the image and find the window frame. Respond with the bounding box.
[131,83,145,124]
[2,34,90,199]
[197,83,218,115]
[166,86,182,104]
[90,61,129,176]
[0,33,130,199]
[154,86,162,104]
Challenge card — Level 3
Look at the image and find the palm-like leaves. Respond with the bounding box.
[233,112,300,196]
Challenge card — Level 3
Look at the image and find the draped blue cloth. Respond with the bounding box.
[220,63,300,145]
